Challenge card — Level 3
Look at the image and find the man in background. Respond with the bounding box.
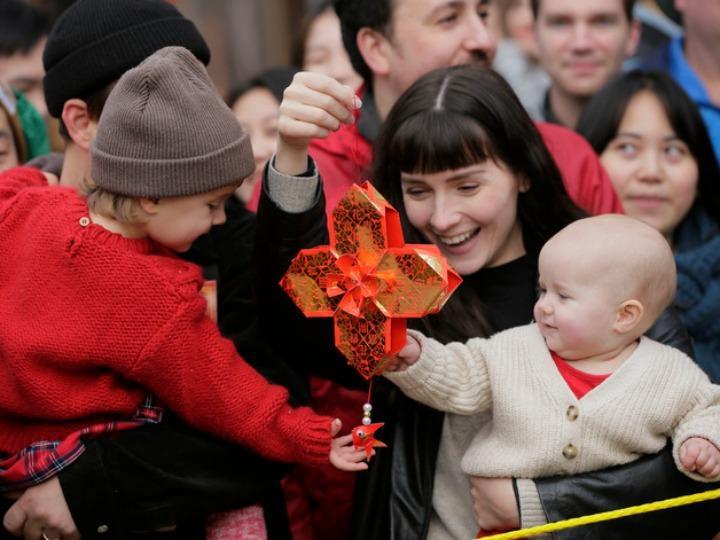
[533,0,640,128]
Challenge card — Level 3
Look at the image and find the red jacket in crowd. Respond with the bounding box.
[306,104,624,216]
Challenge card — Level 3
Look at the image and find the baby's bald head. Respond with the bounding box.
[540,215,676,333]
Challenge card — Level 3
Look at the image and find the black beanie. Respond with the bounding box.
[43,0,210,118]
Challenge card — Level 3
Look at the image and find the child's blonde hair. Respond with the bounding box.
[84,181,151,223]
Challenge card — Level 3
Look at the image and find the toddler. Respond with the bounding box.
[0,47,367,501]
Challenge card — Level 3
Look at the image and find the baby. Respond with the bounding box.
[386,214,720,534]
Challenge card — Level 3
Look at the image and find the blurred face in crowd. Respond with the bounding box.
[534,0,638,99]
[0,109,19,171]
[599,91,698,241]
[231,87,279,203]
[304,8,363,89]
[378,0,497,100]
[401,160,526,275]
[503,0,538,59]
[675,0,720,47]
[0,36,47,119]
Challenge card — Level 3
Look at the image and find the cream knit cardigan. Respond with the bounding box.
[385,324,720,482]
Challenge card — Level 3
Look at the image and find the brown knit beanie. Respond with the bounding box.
[91,46,254,198]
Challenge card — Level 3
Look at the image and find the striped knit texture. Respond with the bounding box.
[91,47,254,198]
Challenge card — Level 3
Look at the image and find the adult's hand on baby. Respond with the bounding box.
[386,335,421,372]
[680,437,720,478]
[329,418,370,472]
[3,477,80,540]
[276,72,361,176]
[470,476,520,532]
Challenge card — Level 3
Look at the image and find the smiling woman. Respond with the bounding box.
[577,69,720,382]
[261,60,719,539]
[373,65,582,297]
[400,161,526,274]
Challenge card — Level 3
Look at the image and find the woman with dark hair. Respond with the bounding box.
[371,65,583,343]
[254,64,717,539]
[577,69,720,382]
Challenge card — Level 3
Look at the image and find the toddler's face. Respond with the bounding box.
[144,185,237,252]
[534,243,620,359]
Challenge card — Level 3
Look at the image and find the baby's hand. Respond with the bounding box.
[385,334,421,372]
[329,418,370,472]
[680,437,720,478]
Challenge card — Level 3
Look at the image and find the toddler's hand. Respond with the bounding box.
[329,418,370,472]
[276,72,361,175]
[385,334,421,372]
[680,437,720,478]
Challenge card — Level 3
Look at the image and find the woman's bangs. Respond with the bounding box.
[389,112,495,175]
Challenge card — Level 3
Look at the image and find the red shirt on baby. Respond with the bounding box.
[551,351,611,399]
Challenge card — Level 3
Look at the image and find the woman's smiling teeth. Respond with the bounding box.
[436,229,479,246]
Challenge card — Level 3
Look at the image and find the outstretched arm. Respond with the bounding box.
[384,331,493,415]
[251,71,368,389]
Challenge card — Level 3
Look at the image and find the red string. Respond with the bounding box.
[351,90,373,415]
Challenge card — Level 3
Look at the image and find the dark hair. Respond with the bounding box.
[29,0,77,24]
[0,0,51,56]
[333,0,393,86]
[577,69,720,233]
[227,67,298,109]
[530,0,636,22]
[373,65,585,341]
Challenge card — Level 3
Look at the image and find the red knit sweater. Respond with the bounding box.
[0,167,332,463]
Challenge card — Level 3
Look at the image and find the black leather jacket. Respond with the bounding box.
[256,182,719,540]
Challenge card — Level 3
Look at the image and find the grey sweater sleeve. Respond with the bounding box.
[265,155,320,214]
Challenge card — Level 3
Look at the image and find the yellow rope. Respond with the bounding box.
[478,487,720,539]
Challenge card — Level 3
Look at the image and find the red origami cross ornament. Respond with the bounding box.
[280,181,461,380]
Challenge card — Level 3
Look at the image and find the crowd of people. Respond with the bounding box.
[0,0,719,539]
